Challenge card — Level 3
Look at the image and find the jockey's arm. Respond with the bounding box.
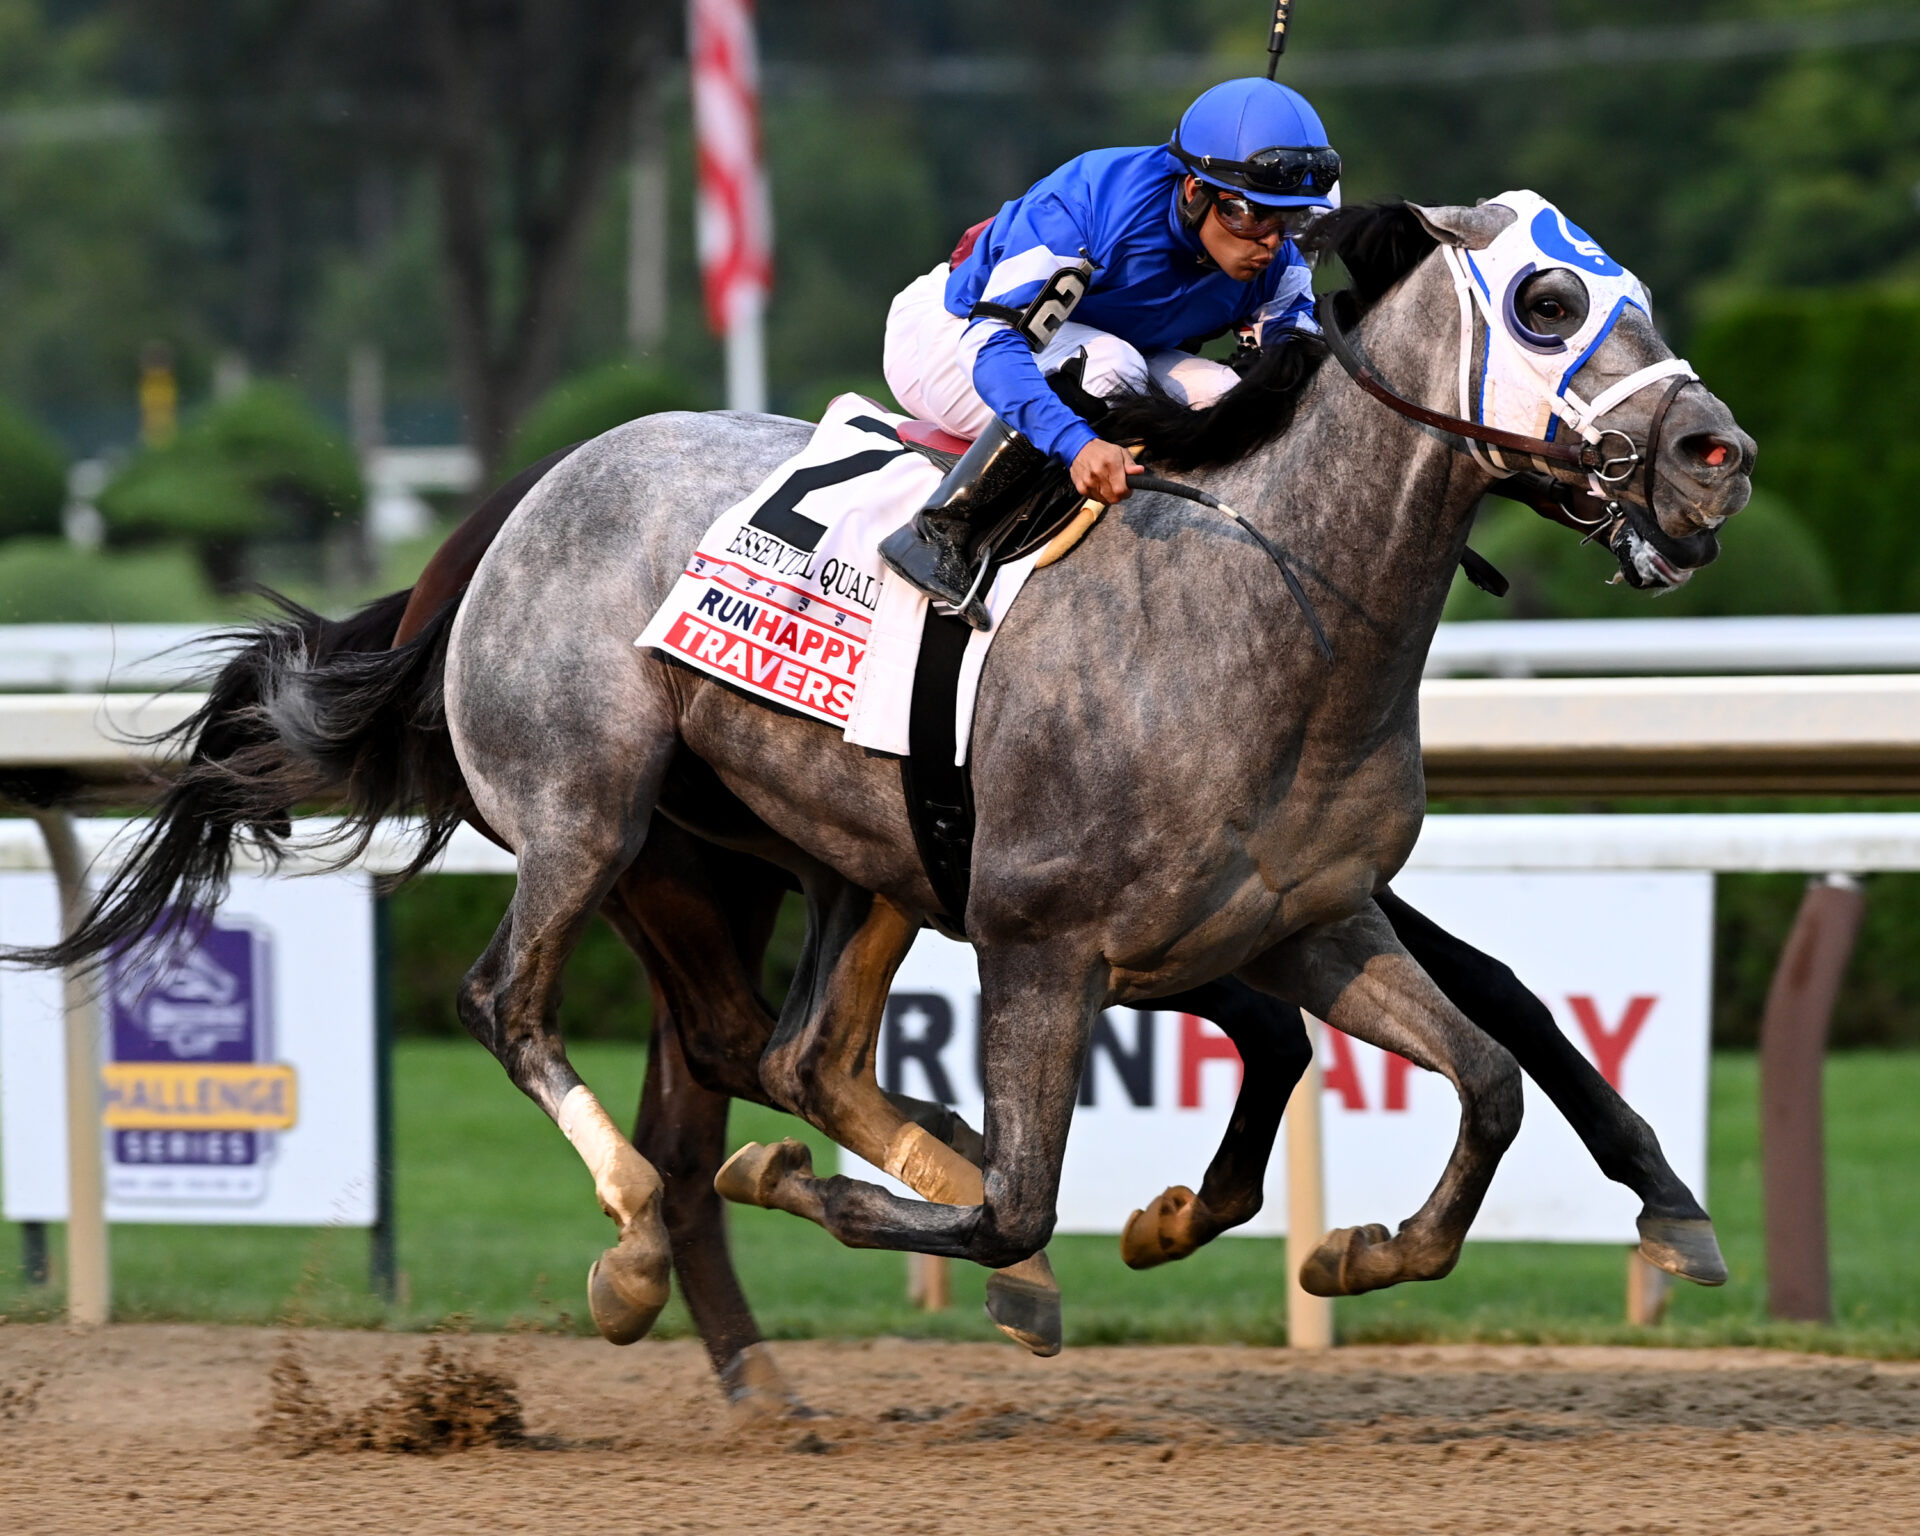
[955,191,1113,464]
[1249,250,1321,347]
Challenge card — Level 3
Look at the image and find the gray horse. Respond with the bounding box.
[27,197,1752,1353]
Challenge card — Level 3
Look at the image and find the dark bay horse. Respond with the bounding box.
[18,198,1750,1409]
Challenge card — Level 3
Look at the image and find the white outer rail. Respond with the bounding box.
[1424,614,1920,678]
[7,675,1920,795]
[0,693,202,765]
[9,615,1920,693]
[6,812,1920,878]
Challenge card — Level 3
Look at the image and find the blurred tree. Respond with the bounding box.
[0,1,213,434]
[1443,490,1840,622]
[98,381,363,589]
[0,398,68,539]
[418,1,669,474]
[127,0,671,475]
[498,360,700,481]
[0,539,218,622]
[1690,288,1920,613]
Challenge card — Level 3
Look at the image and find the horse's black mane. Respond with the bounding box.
[1301,201,1438,309]
[1101,201,1437,471]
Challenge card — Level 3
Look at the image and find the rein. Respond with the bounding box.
[1131,474,1333,661]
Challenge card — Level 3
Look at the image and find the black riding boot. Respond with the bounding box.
[880,418,1054,631]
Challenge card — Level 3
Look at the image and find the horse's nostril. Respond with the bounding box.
[1682,433,1739,471]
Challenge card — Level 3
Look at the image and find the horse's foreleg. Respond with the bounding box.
[720,881,1063,1354]
[1120,978,1313,1269]
[1241,902,1523,1297]
[1376,888,1726,1286]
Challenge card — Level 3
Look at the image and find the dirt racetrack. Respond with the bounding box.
[3,1325,1918,1534]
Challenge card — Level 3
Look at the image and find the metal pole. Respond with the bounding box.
[1759,872,1862,1323]
[21,1221,48,1285]
[1285,1015,1333,1348]
[30,809,108,1326]
[907,1251,950,1311]
[1626,1249,1670,1325]
[370,892,397,1303]
[725,290,767,414]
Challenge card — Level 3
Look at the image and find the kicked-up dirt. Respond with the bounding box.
[1,1324,1917,1534]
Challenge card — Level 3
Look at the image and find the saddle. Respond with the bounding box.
[894,418,1105,578]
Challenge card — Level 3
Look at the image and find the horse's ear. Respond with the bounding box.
[1407,203,1515,250]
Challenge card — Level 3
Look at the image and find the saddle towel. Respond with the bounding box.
[635,393,1043,759]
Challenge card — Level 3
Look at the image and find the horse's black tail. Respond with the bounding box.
[6,587,469,972]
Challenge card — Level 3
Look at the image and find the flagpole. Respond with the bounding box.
[692,0,771,415]
[726,289,767,414]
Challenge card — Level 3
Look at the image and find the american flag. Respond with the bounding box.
[690,0,772,336]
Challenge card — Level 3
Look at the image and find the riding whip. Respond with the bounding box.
[1265,1,1294,79]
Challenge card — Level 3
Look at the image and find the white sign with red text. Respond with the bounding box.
[636,395,939,730]
[843,870,1711,1243]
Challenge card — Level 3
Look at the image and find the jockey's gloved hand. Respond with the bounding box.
[1071,440,1144,503]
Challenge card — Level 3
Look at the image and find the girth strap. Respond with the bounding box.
[899,611,976,933]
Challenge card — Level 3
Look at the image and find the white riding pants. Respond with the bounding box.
[881,263,1239,449]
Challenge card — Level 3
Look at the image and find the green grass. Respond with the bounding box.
[3,1048,1917,1355]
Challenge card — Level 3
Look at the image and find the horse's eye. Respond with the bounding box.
[1534,299,1565,322]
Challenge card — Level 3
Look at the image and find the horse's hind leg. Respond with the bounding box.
[598,831,809,1417]
[629,980,811,1420]
[720,881,1064,1354]
[720,936,1103,1276]
[1242,902,1524,1297]
[1120,978,1313,1269]
[1376,888,1725,1286]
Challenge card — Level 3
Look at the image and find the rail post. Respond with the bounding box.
[369,891,397,1303]
[1759,872,1862,1323]
[31,808,109,1326]
[21,1221,48,1285]
[907,1252,951,1311]
[1285,1016,1333,1348]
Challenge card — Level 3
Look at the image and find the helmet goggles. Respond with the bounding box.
[1176,140,1342,199]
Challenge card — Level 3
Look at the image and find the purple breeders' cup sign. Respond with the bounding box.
[105,913,278,1204]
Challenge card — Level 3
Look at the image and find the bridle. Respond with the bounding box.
[1315,263,1715,586]
[1316,286,1698,512]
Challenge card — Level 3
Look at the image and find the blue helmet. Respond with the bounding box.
[1170,78,1340,210]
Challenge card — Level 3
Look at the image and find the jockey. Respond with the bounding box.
[879,76,1340,626]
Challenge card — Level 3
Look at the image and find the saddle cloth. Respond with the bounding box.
[635,393,1045,759]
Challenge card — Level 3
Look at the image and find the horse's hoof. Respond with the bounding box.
[1637,1214,1728,1287]
[715,1138,814,1208]
[1298,1223,1395,1298]
[587,1219,671,1345]
[719,1343,818,1424]
[985,1267,1063,1358]
[1121,1185,1209,1270]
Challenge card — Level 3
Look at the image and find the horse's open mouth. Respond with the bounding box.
[1608,499,1720,591]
